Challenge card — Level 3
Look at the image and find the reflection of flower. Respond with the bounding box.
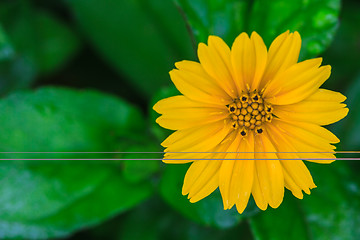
[153,31,348,213]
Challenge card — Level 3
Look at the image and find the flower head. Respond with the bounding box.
[153,31,348,213]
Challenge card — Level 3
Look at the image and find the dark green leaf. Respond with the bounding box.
[174,0,249,47]
[249,0,340,59]
[331,73,360,150]
[30,10,81,74]
[0,87,155,238]
[249,193,309,240]
[0,1,81,95]
[159,164,244,228]
[0,87,145,158]
[301,162,360,240]
[176,0,340,59]
[123,159,160,183]
[250,162,360,240]
[122,143,161,183]
[322,2,360,90]
[0,23,14,60]
[0,8,36,95]
[0,161,153,239]
[119,197,253,240]
[0,56,36,95]
[0,1,81,74]
[149,85,180,142]
[66,0,195,98]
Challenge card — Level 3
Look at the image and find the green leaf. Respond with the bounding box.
[249,193,309,240]
[0,55,37,96]
[0,87,145,158]
[0,13,35,96]
[123,160,160,183]
[0,161,152,239]
[0,24,14,61]
[174,0,249,47]
[302,162,360,240]
[176,0,340,59]
[160,164,245,228]
[31,10,81,74]
[249,0,340,59]
[119,197,253,240]
[122,143,161,183]
[331,73,360,150]
[0,1,81,74]
[0,87,155,238]
[0,1,81,96]
[321,2,360,90]
[250,162,360,240]
[149,85,180,142]
[65,0,195,98]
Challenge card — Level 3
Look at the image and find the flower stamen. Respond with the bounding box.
[227,90,273,135]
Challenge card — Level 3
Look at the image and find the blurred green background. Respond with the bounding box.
[0,0,359,239]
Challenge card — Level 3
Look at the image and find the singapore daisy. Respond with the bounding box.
[153,31,348,213]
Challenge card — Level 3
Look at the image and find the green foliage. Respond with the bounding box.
[0,0,358,239]
[0,2,80,74]
[322,1,360,90]
[250,162,360,240]
[250,194,309,240]
[160,164,244,228]
[0,161,153,239]
[0,0,80,95]
[119,198,252,240]
[149,85,180,142]
[0,87,156,239]
[123,158,160,183]
[0,24,14,60]
[66,0,195,99]
[176,0,341,59]
[0,87,145,158]
[332,74,360,150]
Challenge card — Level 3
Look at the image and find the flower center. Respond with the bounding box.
[226,90,273,137]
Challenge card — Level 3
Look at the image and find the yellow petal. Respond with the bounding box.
[252,165,268,211]
[162,159,194,164]
[283,170,304,199]
[235,132,255,214]
[263,58,321,96]
[219,132,242,210]
[231,32,268,93]
[153,95,221,113]
[262,31,301,83]
[198,36,237,98]
[155,98,228,130]
[182,136,235,203]
[183,160,222,203]
[182,160,209,196]
[154,96,227,126]
[163,120,230,153]
[265,124,317,196]
[267,121,335,163]
[219,159,236,209]
[281,119,339,143]
[253,131,284,209]
[218,130,255,212]
[271,119,337,151]
[281,160,316,194]
[273,89,349,125]
[169,69,229,105]
[189,172,219,203]
[230,158,255,214]
[264,59,331,105]
[175,60,233,102]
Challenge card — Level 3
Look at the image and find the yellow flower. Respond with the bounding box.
[153,31,348,213]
